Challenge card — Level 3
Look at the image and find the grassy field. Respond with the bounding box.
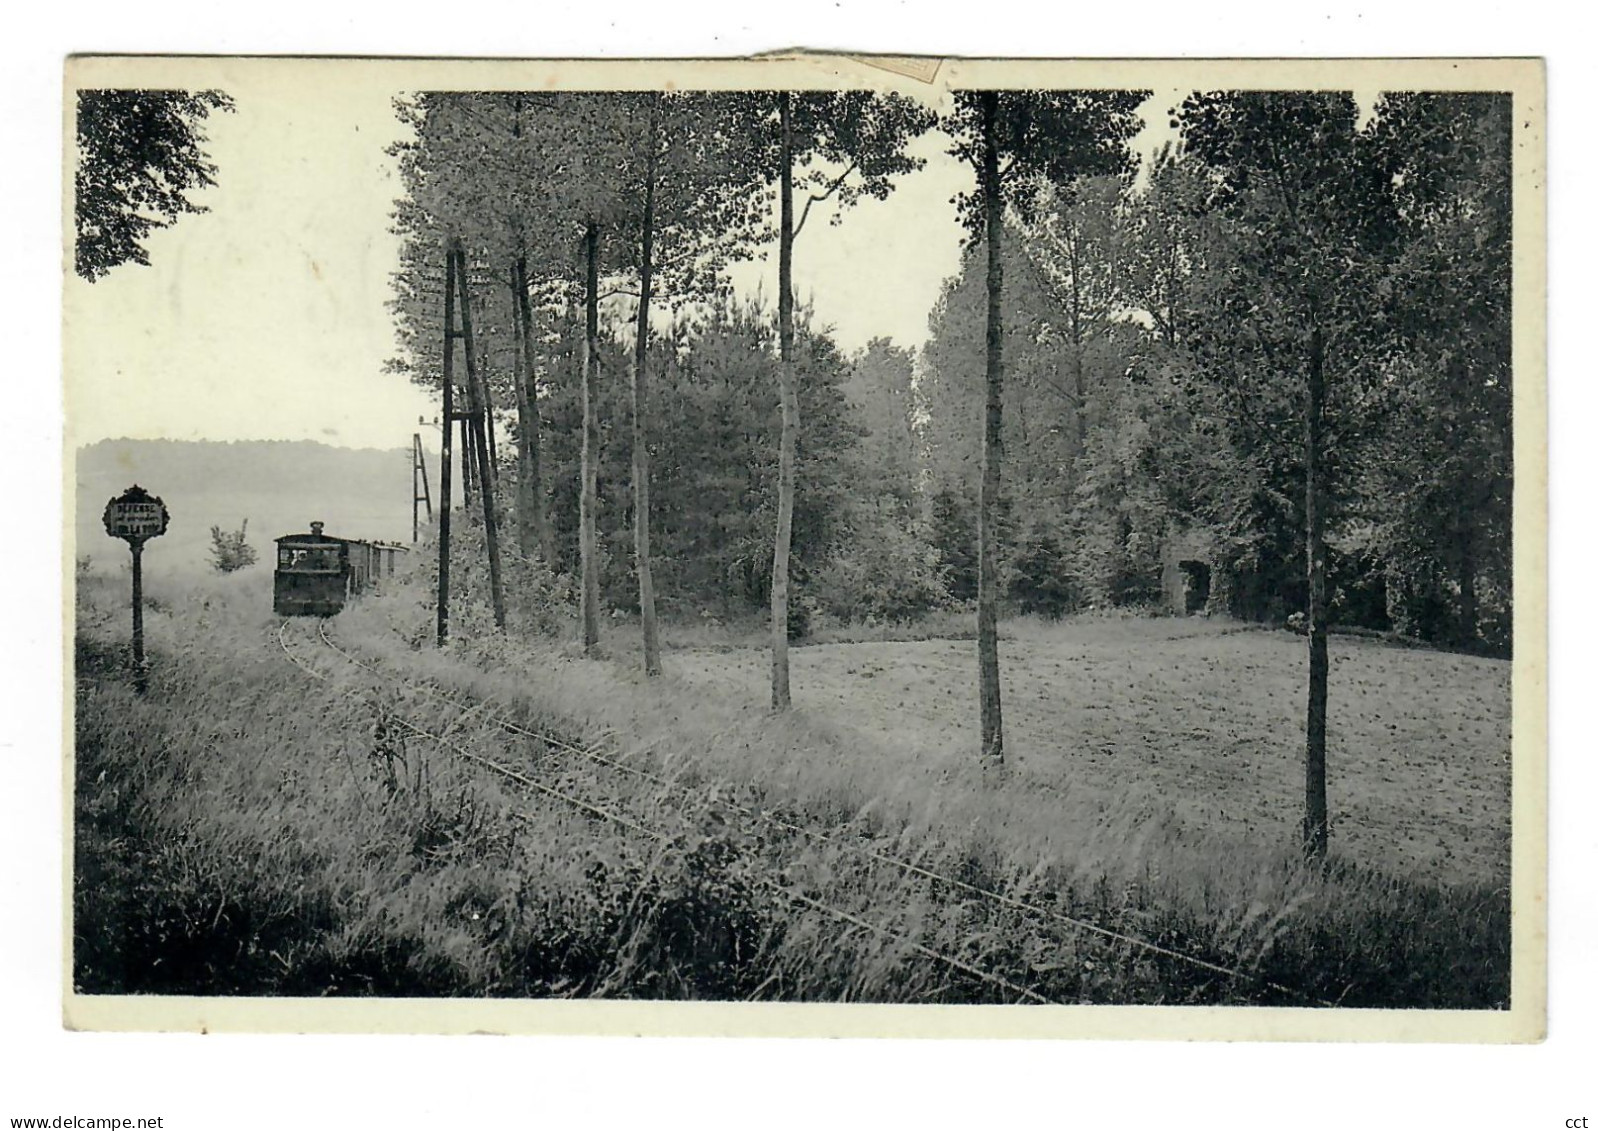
[672,617,1511,889]
[71,566,1513,1007]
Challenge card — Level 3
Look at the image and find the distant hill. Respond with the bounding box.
[73,439,418,577]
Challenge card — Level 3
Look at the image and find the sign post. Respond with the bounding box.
[102,485,169,694]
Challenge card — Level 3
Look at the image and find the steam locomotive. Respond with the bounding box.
[273,522,406,616]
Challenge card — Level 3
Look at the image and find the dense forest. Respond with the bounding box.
[386,89,1510,657]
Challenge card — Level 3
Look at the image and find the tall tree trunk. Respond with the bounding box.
[1458,524,1478,650]
[511,258,554,564]
[1068,229,1088,454]
[508,263,535,559]
[580,222,602,654]
[977,90,1006,773]
[506,98,553,565]
[771,91,798,710]
[1303,323,1330,862]
[632,98,662,677]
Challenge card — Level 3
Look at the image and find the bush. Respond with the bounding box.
[403,518,574,639]
[786,592,813,641]
[209,518,257,573]
[1008,523,1079,618]
[814,499,949,624]
[930,487,978,602]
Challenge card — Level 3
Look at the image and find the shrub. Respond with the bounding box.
[814,499,949,624]
[401,518,574,639]
[1008,523,1079,618]
[930,487,978,602]
[208,518,257,573]
[786,592,813,641]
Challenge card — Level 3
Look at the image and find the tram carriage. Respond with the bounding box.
[273,521,406,616]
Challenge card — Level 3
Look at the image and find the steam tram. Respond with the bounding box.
[273,522,406,616]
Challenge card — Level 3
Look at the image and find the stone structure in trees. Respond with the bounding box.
[1160,525,1221,617]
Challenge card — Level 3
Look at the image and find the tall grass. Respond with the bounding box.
[71,566,1509,1007]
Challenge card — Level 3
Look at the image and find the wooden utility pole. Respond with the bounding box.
[437,254,457,647]
[450,239,507,631]
[412,428,433,544]
[460,410,476,506]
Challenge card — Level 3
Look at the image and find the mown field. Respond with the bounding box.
[71,564,1513,1008]
[674,617,1511,889]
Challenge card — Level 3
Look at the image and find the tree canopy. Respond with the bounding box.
[385,87,1515,660]
[74,89,234,282]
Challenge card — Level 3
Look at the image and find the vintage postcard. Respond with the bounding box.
[62,54,1546,1041]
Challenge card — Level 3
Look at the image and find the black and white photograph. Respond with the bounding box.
[59,55,1543,1043]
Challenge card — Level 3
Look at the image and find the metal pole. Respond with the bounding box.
[413,431,433,542]
[417,435,432,522]
[130,540,146,695]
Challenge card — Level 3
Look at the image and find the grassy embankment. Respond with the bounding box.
[72,562,1511,1007]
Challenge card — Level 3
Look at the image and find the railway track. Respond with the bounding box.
[275,618,1056,1003]
[274,617,1329,1007]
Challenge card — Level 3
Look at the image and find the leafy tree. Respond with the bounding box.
[815,496,949,623]
[1359,93,1512,652]
[618,92,771,675]
[75,89,234,281]
[1177,91,1405,860]
[922,200,1163,614]
[390,92,769,664]
[388,93,549,629]
[390,92,637,652]
[921,235,1089,511]
[929,486,979,602]
[1060,331,1180,609]
[1020,174,1131,453]
[534,296,859,621]
[732,91,935,709]
[841,338,921,511]
[209,518,256,573]
[940,89,1147,772]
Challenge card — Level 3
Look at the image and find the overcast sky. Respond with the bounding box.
[64,74,1186,451]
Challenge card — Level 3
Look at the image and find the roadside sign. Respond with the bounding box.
[102,485,169,694]
[103,485,169,543]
